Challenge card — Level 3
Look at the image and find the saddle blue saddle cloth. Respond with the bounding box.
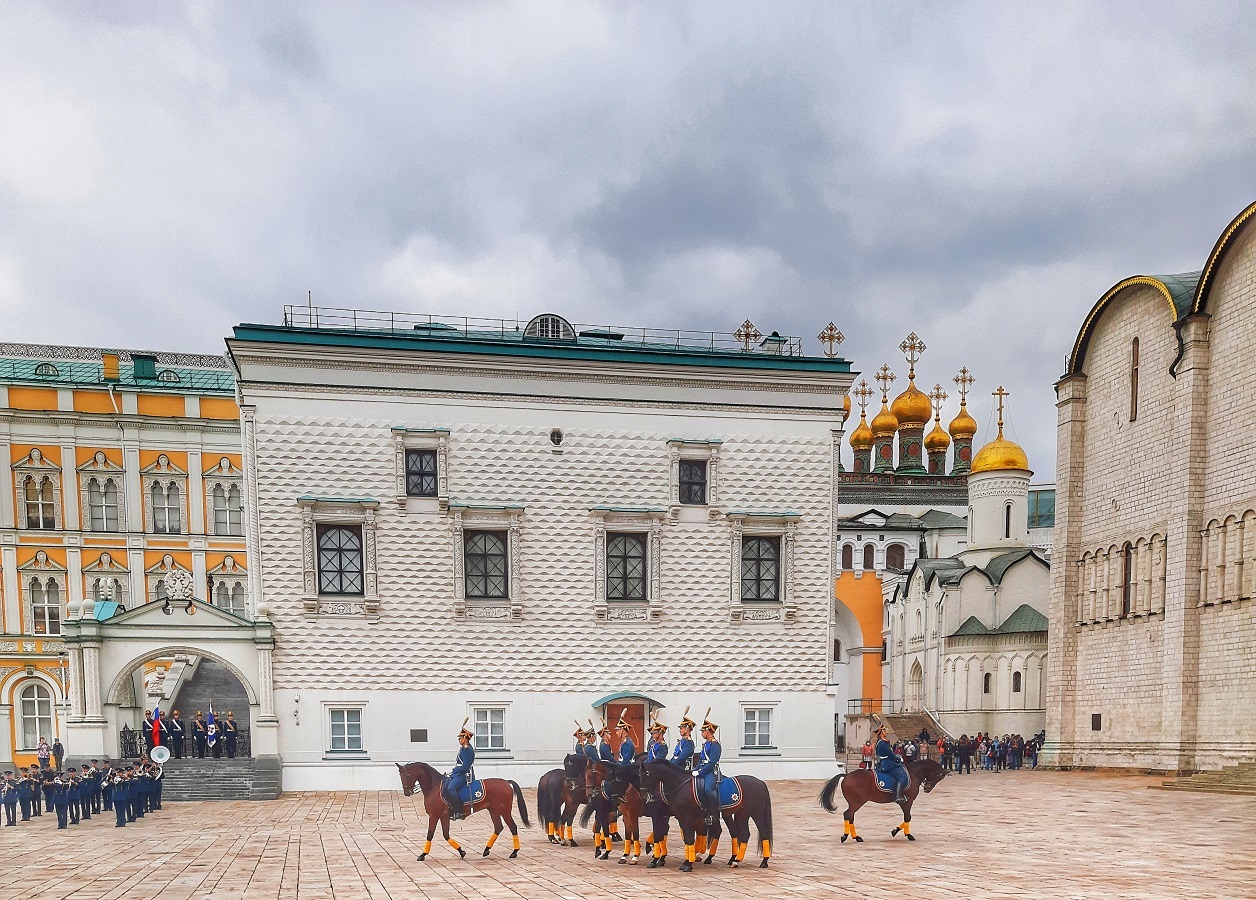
[875,772,893,793]
[689,776,743,809]
[457,780,485,804]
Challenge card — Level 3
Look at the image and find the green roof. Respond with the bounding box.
[232,323,853,374]
[984,549,1048,585]
[0,356,234,395]
[995,604,1049,634]
[1157,271,1203,318]
[951,616,991,636]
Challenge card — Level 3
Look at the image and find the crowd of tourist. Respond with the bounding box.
[859,729,1048,774]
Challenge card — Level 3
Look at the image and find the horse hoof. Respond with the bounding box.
[703,855,713,865]
[569,839,578,847]
[680,861,693,872]
[630,856,639,865]
[618,855,628,864]
[891,827,900,837]
[416,853,427,861]
[731,860,740,868]
[854,836,864,843]
[907,833,916,842]
[458,848,467,858]
[483,848,491,857]
[510,849,520,858]
[759,859,769,868]
[840,834,848,843]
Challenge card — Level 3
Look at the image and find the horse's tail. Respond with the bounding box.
[510,780,531,828]
[579,798,595,829]
[536,778,552,823]
[818,773,845,812]
[758,782,773,845]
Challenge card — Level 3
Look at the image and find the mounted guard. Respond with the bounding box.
[694,709,722,825]
[442,718,476,821]
[671,706,696,770]
[873,720,910,802]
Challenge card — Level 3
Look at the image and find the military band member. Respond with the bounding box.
[89,760,103,814]
[645,714,669,762]
[671,707,697,771]
[16,768,33,821]
[53,772,69,829]
[1,773,16,826]
[143,709,157,755]
[113,772,128,827]
[102,761,114,811]
[168,710,185,758]
[694,712,722,825]
[442,719,475,821]
[225,711,238,758]
[193,711,208,758]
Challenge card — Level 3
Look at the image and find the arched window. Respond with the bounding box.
[968,506,974,543]
[87,477,120,532]
[915,609,922,638]
[92,577,123,604]
[1121,542,1133,616]
[212,484,227,534]
[1005,503,1012,539]
[227,484,243,535]
[152,482,182,534]
[886,544,905,571]
[983,672,992,694]
[24,476,56,530]
[18,682,54,751]
[1012,671,1022,693]
[155,579,168,602]
[1129,337,1139,422]
[832,639,842,662]
[862,545,875,571]
[231,583,246,616]
[30,578,61,635]
[841,544,853,570]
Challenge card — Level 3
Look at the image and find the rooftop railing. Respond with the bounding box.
[280,305,807,356]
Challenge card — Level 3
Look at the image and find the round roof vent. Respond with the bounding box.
[524,313,576,342]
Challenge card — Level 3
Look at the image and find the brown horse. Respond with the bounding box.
[643,760,773,870]
[819,758,948,842]
[581,760,647,864]
[538,754,590,845]
[396,761,530,860]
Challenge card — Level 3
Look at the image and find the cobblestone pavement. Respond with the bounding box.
[0,770,1251,899]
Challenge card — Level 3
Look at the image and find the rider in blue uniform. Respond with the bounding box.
[597,720,615,762]
[615,710,636,766]
[582,723,600,762]
[443,719,476,821]
[670,708,696,771]
[874,724,910,801]
[645,714,668,762]
[693,712,722,825]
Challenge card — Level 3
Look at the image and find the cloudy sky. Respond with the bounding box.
[3,3,1255,477]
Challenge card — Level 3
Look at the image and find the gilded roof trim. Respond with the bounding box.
[1191,199,1256,316]
[1065,275,1187,376]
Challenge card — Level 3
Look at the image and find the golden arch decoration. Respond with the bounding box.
[1191,199,1256,316]
[1066,276,1179,376]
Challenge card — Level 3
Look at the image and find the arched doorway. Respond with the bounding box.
[906,660,924,712]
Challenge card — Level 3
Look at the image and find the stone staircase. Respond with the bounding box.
[160,758,255,801]
[169,658,250,725]
[1158,761,1256,796]
[883,710,950,746]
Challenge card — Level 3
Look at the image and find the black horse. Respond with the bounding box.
[642,760,773,870]
[638,762,674,868]
[819,758,948,842]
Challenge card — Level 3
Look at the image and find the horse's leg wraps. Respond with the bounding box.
[609,821,619,835]
[546,823,554,837]
[731,838,740,857]
[737,840,748,861]
[707,838,718,856]
[761,839,771,858]
[901,822,910,835]
[485,833,497,849]
[695,834,707,854]
[565,825,573,841]
[512,834,521,850]
[686,844,697,863]
[448,838,461,851]
[423,840,432,854]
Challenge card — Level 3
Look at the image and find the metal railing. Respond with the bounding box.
[846,698,901,716]
[118,725,251,759]
[280,305,807,356]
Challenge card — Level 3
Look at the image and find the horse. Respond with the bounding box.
[637,762,675,868]
[579,757,634,860]
[537,754,589,845]
[643,760,774,870]
[537,767,566,844]
[396,761,531,860]
[583,759,646,864]
[818,757,948,842]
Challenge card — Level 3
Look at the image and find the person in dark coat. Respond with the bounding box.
[224,711,238,758]
[193,711,208,758]
[168,710,185,759]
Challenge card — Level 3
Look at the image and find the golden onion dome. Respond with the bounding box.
[850,412,874,450]
[890,380,932,426]
[842,393,851,425]
[970,434,1031,474]
[924,420,951,452]
[948,402,978,439]
[870,402,899,437]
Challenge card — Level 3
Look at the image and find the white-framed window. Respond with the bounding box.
[464,530,509,599]
[204,457,245,536]
[18,681,55,751]
[392,428,449,509]
[450,504,523,620]
[591,509,665,621]
[142,455,188,534]
[678,459,708,505]
[667,439,720,515]
[472,706,507,751]
[328,707,364,752]
[405,449,439,497]
[86,478,121,531]
[741,536,781,601]
[22,475,57,530]
[742,707,774,749]
[299,498,380,620]
[214,580,248,616]
[727,513,798,622]
[29,577,62,635]
[606,532,648,601]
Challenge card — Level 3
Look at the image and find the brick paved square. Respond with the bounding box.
[0,771,1249,899]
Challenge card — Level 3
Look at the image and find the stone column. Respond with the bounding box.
[0,705,12,770]
[60,441,80,531]
[1161,314,1210,773]
[187,449,205,535]
[81,642,105,721]
[67,646,85,721]
[66,547,84,608]
[1043,372,1087,769]
[1,546,19,636]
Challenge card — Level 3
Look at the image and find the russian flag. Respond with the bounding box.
[207,707,218,749]
[152,700,162,747]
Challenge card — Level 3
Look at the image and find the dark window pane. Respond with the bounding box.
[607,533,647,601]
[679,460,707,505]
[740,537,780,601]
[405,449,439,496]
[465,530,508,599]
[317,525,364,595]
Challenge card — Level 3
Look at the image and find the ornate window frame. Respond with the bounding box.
[19,551,66,635]
[83,551,130,608]
[298,497,380,622]
[667,439,721,521]
[450,503,523,622]
[13,448,62,530]
[392,427,450,511]
[591,507,665,623]
[140,454,188,534]
[78,451,126,532]
[145,553,193,604]
[203,457,244,537]
[726,511,799,624]
[208,555,249,618]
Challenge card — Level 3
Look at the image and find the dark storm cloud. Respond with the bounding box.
[2,2,1256,477]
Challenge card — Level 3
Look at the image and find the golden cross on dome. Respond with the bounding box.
[993,385,1010,434]
[853,379,873,414]
[899,332,926,379]
[928,384,948,420]
[734,320,762,351]
[817,322,845,358]
[874,364,896,401]
[953,366,975,403]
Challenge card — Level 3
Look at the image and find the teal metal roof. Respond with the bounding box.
[984,549,1049,584]
[1157,272,1203,317]
[592,692,666,709]
[232,323,852,374]
[951,616,991,637]
[995,604,1049,634]
[0,356,235,395]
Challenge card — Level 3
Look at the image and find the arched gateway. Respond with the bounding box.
[59,596,280,798]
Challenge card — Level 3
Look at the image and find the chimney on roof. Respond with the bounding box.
[101,352,120,382]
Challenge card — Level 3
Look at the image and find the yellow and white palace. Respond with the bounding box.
[0,343,245,770]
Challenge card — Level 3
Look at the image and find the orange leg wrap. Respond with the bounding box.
[566,825,573,842]
[737,841,748,861]
[695,834,707,854]
[448,838,461,851]
[686,844,697,863]
[707,838,718,856]
[423,840,432,854]
[485,833,498,849]
[761,839,770,858]
[513,834,521,850]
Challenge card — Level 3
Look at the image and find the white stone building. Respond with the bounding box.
[882,407,1050,738]
[1048,199,1256,773]
[228,311,854,789]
